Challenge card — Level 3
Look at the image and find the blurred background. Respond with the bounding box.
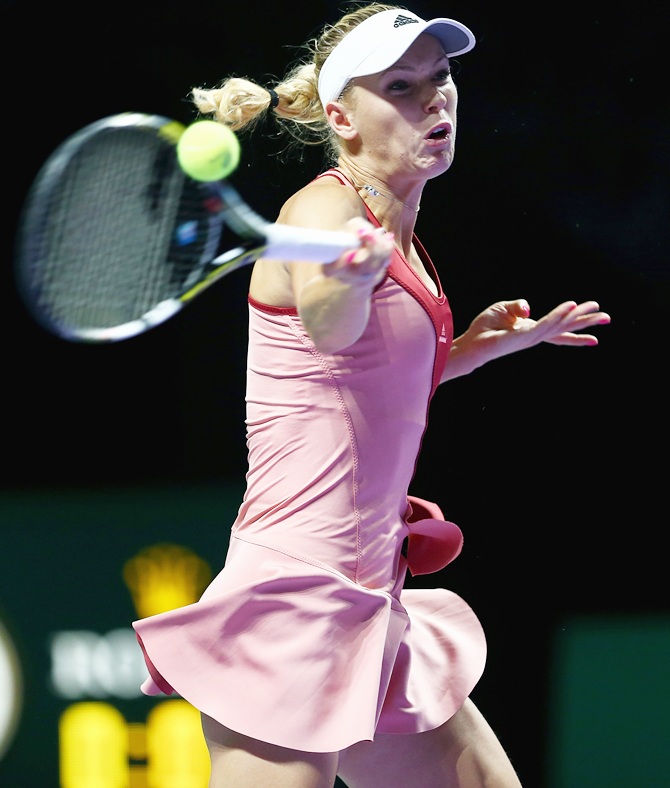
[2,0,668,785]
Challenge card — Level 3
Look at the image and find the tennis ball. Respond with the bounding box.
[177,121,241,182]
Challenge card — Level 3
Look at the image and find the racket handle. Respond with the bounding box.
[263,223,359,264]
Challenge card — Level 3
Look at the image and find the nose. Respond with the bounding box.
[424,86,448,114]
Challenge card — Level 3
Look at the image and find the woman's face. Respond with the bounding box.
[345,33,459,181]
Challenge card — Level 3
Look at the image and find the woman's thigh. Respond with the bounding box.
[201,713,339,788]
[336,698,523,788]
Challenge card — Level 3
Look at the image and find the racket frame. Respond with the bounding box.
[16,112,358,343]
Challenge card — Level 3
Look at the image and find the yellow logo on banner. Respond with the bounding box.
[57,542,214,787]
[60,699,210,787]
[123,543,213,618]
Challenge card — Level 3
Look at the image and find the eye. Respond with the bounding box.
[388,79,411,92]
[435,68,452,83]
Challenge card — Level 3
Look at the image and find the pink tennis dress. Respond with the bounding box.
[132,170,486,753]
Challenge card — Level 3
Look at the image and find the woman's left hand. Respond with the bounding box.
[443,299,611,381]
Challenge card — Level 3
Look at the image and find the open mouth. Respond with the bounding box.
[427,125,450,141]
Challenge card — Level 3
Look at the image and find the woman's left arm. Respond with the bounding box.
[441,299,611,383]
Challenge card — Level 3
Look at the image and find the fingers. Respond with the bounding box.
[538,300,604,327]
[328,222,394,287]
[487,300,530,328]
[546,332,600,347]
[509,299,531,318]
[557,300,611,330]
[542,300,611,346]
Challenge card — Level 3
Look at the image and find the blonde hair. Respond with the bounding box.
[190,3,401,162]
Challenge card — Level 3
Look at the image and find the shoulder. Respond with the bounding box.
[249,174,364,307]
[278,175,366,231]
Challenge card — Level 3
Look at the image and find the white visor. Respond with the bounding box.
[317,8,476,106]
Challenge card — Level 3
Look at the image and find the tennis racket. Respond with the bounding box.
[15,112,358,342]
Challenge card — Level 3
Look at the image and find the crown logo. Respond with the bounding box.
[123,543,212,619]
[394,14,419,28]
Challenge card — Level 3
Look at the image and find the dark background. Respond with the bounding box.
[2,1,668,785]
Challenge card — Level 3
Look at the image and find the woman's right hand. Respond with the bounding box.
[324,217,395,289]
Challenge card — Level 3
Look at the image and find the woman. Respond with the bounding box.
[133,5,610,786]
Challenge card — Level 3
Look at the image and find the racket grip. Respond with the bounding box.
[264,223,359,264]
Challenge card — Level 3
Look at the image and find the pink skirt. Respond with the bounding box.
[133,534,486,753]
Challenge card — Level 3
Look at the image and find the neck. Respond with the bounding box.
[332,166,422,214]
[357,184,420,213]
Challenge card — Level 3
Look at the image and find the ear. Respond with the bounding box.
[325,100,358,142]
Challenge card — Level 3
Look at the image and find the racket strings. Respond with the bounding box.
[24,127,218,334]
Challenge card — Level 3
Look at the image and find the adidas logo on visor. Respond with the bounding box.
[393,14,419,28]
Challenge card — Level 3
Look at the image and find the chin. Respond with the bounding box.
[423,154,453,179]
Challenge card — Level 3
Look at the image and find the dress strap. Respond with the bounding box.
[314,167,358,190]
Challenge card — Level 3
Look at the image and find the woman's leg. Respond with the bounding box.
[201,713,339,788]
[336,698,522,788]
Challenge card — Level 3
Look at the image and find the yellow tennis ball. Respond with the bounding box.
[177,121,241,182]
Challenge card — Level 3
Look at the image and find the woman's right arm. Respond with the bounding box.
[250,180,394,353]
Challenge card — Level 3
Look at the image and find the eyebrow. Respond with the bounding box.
[383,53,450,74]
